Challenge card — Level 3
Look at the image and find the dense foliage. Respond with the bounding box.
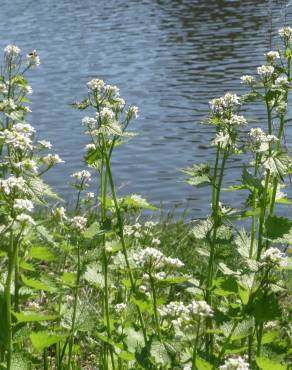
[0,29,291,370]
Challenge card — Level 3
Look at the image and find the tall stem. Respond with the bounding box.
[103,149,147,343]
[149,272,162,341]
[191,318,201,370]
[68,241,81,368]
[4,231,15,370]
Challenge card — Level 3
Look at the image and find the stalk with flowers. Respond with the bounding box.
[0,26,291,370]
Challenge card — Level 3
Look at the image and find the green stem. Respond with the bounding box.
[191,318,201,370]
[256,322,264,357]
[257,170,270,260]
[103,148,147,343]
[4,231,15,370]
[149,272,162,341]
[68,241,81,368]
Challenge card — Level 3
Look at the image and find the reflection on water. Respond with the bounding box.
[0,0,291,217]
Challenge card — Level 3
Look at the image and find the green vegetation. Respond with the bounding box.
[0,29,291,370]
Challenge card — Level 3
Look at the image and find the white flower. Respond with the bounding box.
[123,225,134,236]
[71,170,91,181]
[14,199,34,212]
[82,116,97,128]
[265,51,280,62]
[187,300,213,317]
[4,44,21,57]
[87,79,105,92]
[0,129,33,151]
[38,140,52,149]
[0,176,27,195]
[71,216,87,231]
[52,207,67,221]
[212,131,231,149]
[219,356,249,370]
[16,213,35,225]
[115,303,127,314]
[154,271,166,280]
[210,93,241,116]
[104,84,120,97]
[159,301,190,319]
[132,247,165,269]
[14,159,38,173]
[164,257,184,268]
[86,192,94,199]
[0,98,16,110]
[42,154,64,165]
[275,76,289,87]
[127,105,139,119]
[279,26,292,39]
[257,65,274,79]
[97,107,115,120]
[226,114,247,126]
[152,238,161,246]
[261,247,287,268]
[249,128,278,152]
[145,221,156,228]
[240,75,255,85]
[85,143,96,151]
[27,50,40,66]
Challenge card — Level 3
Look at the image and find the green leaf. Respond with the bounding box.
[266,216,292,239]
[262,330,280,344]
[150,341,171,366]
[256,357,287,370]
[253,292,281,322]
[82,221,102,239]
[28,177,62,201]
[30,332,65,351]
[21,275,57,292]
[124,328,145,353]
[181,163,211,187]
[28,246,56,262]
[12,311,58,323]
[131,297,152,313]
[196,356,212,370]
[83,265,104,288]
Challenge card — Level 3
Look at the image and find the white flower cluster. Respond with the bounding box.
[264,51,280,62]
[0,123,35,151]
[114,303,127,314]
[96,107,115,120]
[225,115,247,126]
[279,26,292,40]
[38,140,52,149]
[71,170,91,182]
[212,131,231,149]
[16,213,35,225]
[219,356,249,370]
[249,128,278,152]
[0,98,17,111]
[13,198,34,212]
[52,207,67,221]
[4,44,21,58]
[82,116,97,129]
[26,50,40,67]
[275,76,289,87]
[132,247,184,270]
[87,79,105,92]
[261,247,287,268]
[127,105,139,119]
[71,216,87,231]
[240,75,255,85]
[0,176,28,195]
[42,154,64,166]
[257,65,274,79]
[209,93,241,116]
[159,300,213,327]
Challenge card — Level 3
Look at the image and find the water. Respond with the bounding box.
[1,0,292,218]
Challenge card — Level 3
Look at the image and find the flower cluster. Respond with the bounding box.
[70,216,87,231]
[257,65,274,79]
[219,356,249,370]
[249,128,278,152]
[261,247,287,268]
[71,170,91,182]
[279,26,292,40]
[264,51,280,63]
[4,44,21,58]
[159,300,213,328]
[209,93,241,117]
[0,176,28,195]
[132,247,184,270]
[240,75,255,85]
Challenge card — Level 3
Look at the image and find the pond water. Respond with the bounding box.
[1,0,292,218]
